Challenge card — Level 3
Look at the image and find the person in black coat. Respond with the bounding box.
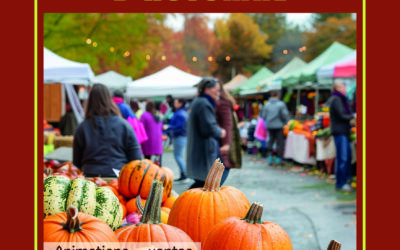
[186,77,226,189]
[73,84,142,177]
[327,81,356,192]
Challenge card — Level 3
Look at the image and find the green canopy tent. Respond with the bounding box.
[234,67,274,96]
[282,42,355,112]
[259,57,307,93]
[282,42,354,87]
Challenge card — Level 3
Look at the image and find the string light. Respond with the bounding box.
[192,56,197,62]
[123,51,130,57]
[146,55,151,60]
[283,50,288,54]
[110,47,115,52]
[86,38,92,44]
[208,56,213,62]
[92,42,98,47]
[161,56,166,61]
[226,56,231,61]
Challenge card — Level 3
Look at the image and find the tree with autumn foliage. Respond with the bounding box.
[303,16,356,62]
[44,13,171,78]
[179,14,216,76]
[211,13,273,83]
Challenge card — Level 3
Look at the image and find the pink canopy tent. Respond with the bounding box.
[333,58,356,78]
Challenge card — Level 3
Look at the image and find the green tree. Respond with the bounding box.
[311,13,352,23]
[211,13,273,82]
[247,13,288,70]
[272,26,306,70]
[304,16,356,61]
[44,13,169,78]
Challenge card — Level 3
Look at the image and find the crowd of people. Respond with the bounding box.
[67,77,356,192]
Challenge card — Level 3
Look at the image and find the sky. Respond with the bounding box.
[165,13,313,32]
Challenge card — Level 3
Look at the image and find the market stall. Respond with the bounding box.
[125,65,202,99]
[282,42,355,115]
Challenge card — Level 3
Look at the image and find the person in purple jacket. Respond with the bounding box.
[140,99,163,166]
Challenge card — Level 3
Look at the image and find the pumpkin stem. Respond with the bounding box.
[242,202,263,224]
[140,180,164,224]
[136,195,144,214]
[327,240,342,250]
[203,158,225,191]
[62,206,83,233]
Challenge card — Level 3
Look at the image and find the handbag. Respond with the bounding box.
[127,116,148,144]
[254,117,267,141]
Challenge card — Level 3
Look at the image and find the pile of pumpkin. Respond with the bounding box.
[44,158,296,249]
[283,119,318,139]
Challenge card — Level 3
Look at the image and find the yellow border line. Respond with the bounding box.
[34,0,38,249]
[363,0,366,249]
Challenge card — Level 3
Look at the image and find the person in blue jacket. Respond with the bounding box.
[164,98,189,181]
[112,89,135,120]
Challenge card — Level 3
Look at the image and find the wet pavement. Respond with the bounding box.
[162,148,357,250]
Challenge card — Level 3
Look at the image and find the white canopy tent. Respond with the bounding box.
[126,66,202,99]
[92,70,133,91]
[43,47,95,85]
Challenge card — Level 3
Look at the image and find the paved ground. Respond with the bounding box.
[162,148,357,250]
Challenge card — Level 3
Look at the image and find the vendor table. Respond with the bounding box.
[284,131,316,165]
[44,146,73,162]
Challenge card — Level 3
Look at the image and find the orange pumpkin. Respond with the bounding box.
[167,159,250,243]
[121,203,127,219]
[161,207,170,224]
[118,159,173,202]
[126,196,146,214]
[118,194,127,205]
[159,165,174,202]
[116,180,195,249]
[162,194,178,209]
[44,206,118,243]
[202,203,293,250]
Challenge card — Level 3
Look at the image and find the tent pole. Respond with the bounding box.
[296,87,301,108]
